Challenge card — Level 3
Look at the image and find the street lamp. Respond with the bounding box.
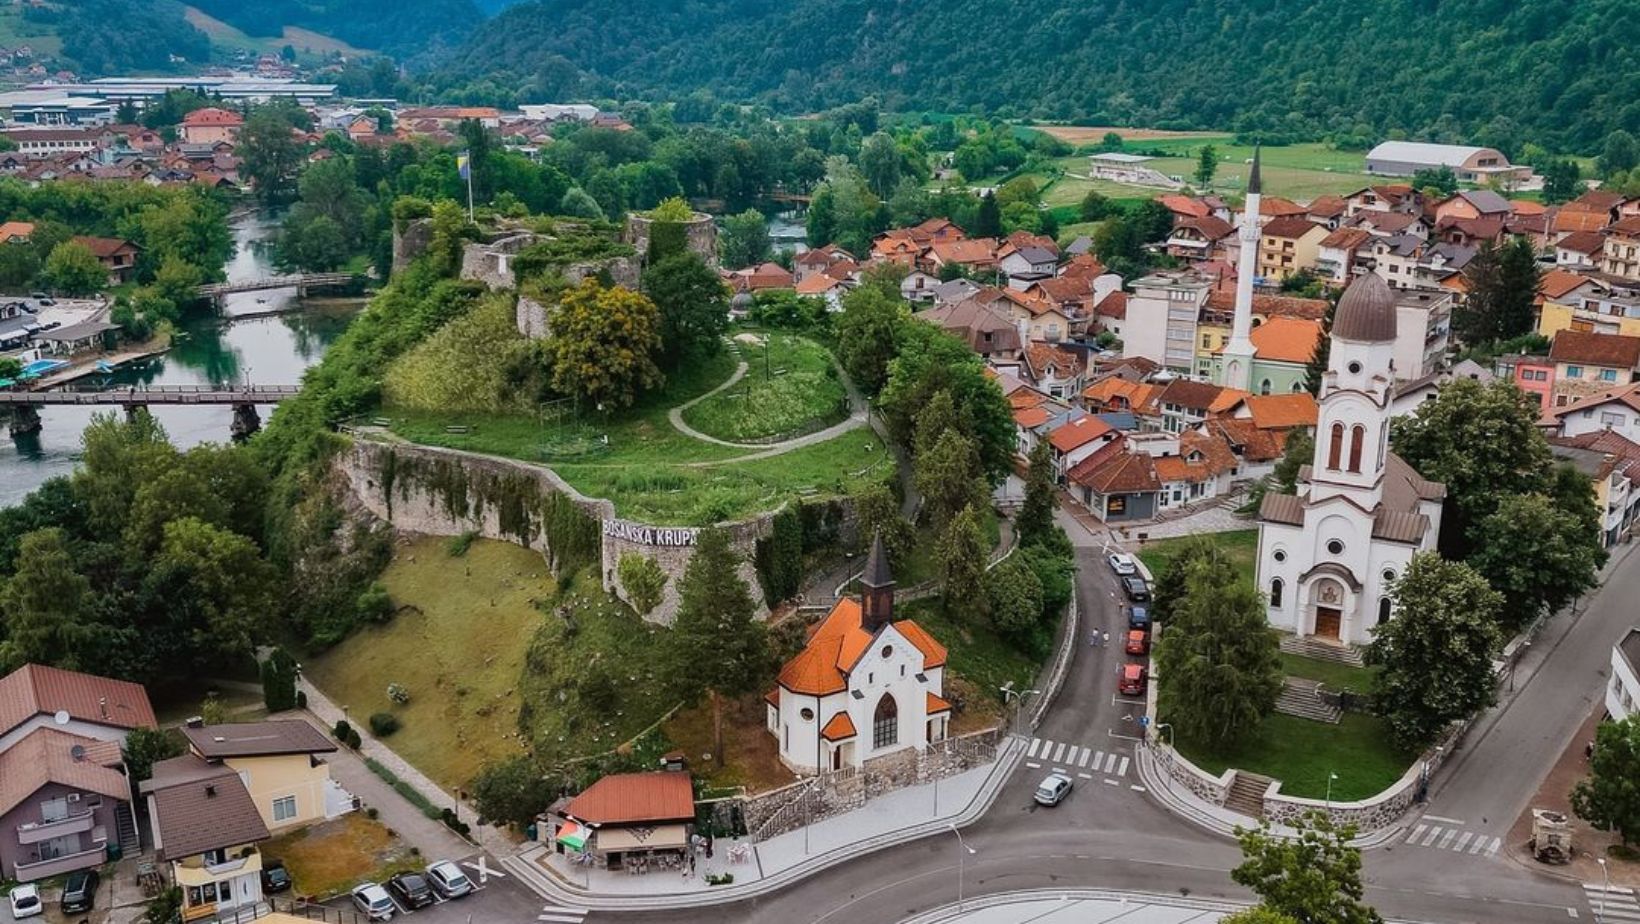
[1325,771,1339,813]
[1155,722,1173,748]
[948,824,976,911]
[998,684,1040,738]
[1598,857,1609,923]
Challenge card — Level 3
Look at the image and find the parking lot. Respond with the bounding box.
[311,856,558,923]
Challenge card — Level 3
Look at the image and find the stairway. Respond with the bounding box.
[1278,633,1366,667]
[1274,678,1343,724]
[1224,772,1273,820]
[116,801,141,852]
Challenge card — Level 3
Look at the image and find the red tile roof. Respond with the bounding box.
[1261,216,1323,240]
[565,771,695,826]
[1049,415,1115,452]
[0,727,133,818]
[0,663,156,738]
[182,107,243,127]
[926,692,952,714]
[1241,393,1319,430]
[1247,316,1324,364]
[1540,269,1600,301]
[1550,330,1640,368]
[1067,446,1161,494]
[820,712,857,741]
[776,599,946,696]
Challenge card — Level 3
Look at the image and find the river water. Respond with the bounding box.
[0,211,361,508]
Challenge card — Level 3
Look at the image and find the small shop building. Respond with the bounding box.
[549,770,695,870]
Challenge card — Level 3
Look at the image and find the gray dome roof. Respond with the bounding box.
[1331,273,1397,342]
[730,292,755,309]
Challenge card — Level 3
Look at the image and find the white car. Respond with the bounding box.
[1034,772,1074,806]
[9,884,43,919]
[1107,552,1138,576]
[351,883,395,921]
[425,859,474,898]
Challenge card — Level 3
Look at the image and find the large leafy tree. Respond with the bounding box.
[663,527,769,768]
[545,280,665,409]
[121,727,182,785]
[833,276,905,395]
[1015,439,1057,547]
[1194,144,1218,188]
[0,529,95,672]
[915,430,987,532]
[148,517,276,669]
[718,208,772,269]
[1232,814,1382,924]
[1156,558,1282,752]
[470,755,556,829]
[1468,491,1604,633]
[642,252,729,368]
[937,504,989,621]
[240,105,307,205]
[1572,716,1640,846]
[986,555,1045,647]
[45,241,106,296]
[1366,553,1502,752]
[849,480,913,567]
[878,321,1014,483]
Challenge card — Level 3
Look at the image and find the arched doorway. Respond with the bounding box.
[873,694,898,750]
[1309,577,1347,641]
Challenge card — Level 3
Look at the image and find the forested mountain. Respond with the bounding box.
[188,0,485,59]
[435,0,1640,151]
[24,0,210,74]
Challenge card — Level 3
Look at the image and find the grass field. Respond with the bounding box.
[306,538,554,790]
[1040,141,1373,204]
[260,814,422,899]
[1136,529,1258,589]
[1279,651,1379,693]
[0,6,61,55]
[682,333,849,442]
[1175,711,1410,801]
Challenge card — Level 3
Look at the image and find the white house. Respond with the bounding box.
[1543,384,1640,444]
[1000,245,1059,280]
[767,538,949,773]
[1256,274,1447,647]
[900,270,941,303]
[1608,628,1640,721]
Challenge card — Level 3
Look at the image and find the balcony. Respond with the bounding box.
[13,840,107,880]
[16,806,95,844]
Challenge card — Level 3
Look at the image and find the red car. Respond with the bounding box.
[1125,629,1149,656]
[1118,663,1148,696]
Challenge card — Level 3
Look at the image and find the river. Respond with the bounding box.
[0,211,361,508]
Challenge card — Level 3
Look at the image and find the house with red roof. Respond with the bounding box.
[767,536,949,773]
[547,770,697,868]
[180,107,244,146]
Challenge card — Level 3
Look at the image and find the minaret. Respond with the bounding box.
[859,532,896,633]
[1220,147,1262,391]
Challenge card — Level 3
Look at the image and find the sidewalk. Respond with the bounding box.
[502,736,1027,910]
[897,888,1245,924]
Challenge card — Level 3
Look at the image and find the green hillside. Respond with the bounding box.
[434,0,1640,151]
[187,0,484,59]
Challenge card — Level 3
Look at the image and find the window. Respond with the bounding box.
[272,796,297,823]
[1602,369,1619,382]
[1568,365,1584,378]
[1327,423,1344,470]
[1326,539,1345,555]
[1348,361,1362,374]
[1269,578,1284,607]
[799,707,815,721]
[1382,569,1396,583]
[1202,335,1211,348]
[1603,412,1627,427]
[1348,425,1365,473]
[1260,379,1272,395]
[880,645,893,659]
[1273,549,1286,563]
[1378,597,1392,625]
[872,694,898,750]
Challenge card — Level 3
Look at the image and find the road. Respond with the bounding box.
[572,521,1639,924]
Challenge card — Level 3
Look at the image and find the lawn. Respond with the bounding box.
[1278,651,1379,693]
[1175,711,1411,801]
[682,333,849,442]
[1049,141,1374,202]
[897,598,1041,723]
[305,537,553,791]
[260,813,422,899]
[1136,529,1258,588]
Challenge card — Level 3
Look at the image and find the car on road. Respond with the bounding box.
[1125,628,1149,656]
[387,872,436,909]
[61,869,99,914]
[1121,575,1150,602]
[9,884,42,919]
[425,860,474,899]
[351,883,395,920]
[1127,605,1151,629]
[1034,772,1073,806]
[1107,552,1138,576]
[261,859,292,894]
[1119,663,1149,696]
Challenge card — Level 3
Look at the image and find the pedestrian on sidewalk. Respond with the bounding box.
[1102,631,1111,647]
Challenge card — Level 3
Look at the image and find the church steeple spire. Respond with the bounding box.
[860,532,896,633]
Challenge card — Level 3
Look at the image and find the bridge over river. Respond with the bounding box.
[0,384,300,439]
[196,272,358,307]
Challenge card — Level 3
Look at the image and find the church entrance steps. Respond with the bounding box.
[1223,772,1273,820]
[1278,633,1366,666]
[1274,677,1343,724]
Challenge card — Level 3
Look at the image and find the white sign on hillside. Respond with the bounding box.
[603,519,698,547]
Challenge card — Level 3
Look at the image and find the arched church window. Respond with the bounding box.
[1327,423,1344,470]
[1269,578,1284,607]
[1260,379,1272,395]
[873,694,898,749]
[1348,425,1365,473]
[1377,597,1392,625]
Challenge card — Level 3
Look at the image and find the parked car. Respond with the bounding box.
[9,884,42,919]
[1106,552,1138,576]
[1118,663,1149,696]
[261,859,292,894]
[1121,575,1150,602]
[1128,605,1151,630]
[1125,629,1149,656]
[61,869,99,914]
[425,860,474,899]
[1034,772,1073,806]
[351,883,395,921]
[387,872,435,909]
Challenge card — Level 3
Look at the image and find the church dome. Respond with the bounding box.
[1331,273,1398,342]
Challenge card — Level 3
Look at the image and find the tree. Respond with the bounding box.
[45,241,106,296]
[938,504,989,620]
[121,726,182,784]
[545,280,665,409]
[618,553,667,616]
[850,480,913,567]
[1365,553,1502,752]
[986,556,1045,645]
[1147,535,1234,624]
[261,647,299,712]
[471,755,555,828]
[642,252,729,367]
[1080,190,1113,222]
[719,208,772,268]
[974,191,1002,238]
[1572,715,1640,845]
[240,107,305,205]
[1468,491,1603,633]
[1454,238,1539,347]
[1270,429,1313,496]
[558,187,605,221]
[1410,166,1459,198]
[858,131,903,197]
[0,529,94,672]
[915,430,987,531]
[1304,296,1338,395]
[1542,159,1584,205]
[0,356,22,380]
[148,517,276,667]
[878,321,1015,483]
[1194,144,1218,188]
[1155,558,1282,751]
[1600,130,1640,178]
[1232,814,1382,924]
[833,278,904,395]
[151,255,205,308]
[663,527,769,767]
[1016,439,1057,546]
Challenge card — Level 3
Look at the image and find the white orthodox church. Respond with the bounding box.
[1255,272,1447,647]
[766,535,951,772]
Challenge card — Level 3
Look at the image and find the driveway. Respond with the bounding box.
[313,859,561,924]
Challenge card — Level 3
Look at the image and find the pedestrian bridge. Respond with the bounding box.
[0,385,300,440]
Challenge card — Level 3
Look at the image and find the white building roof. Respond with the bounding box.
[1091,152,1153,164]
[1366,141,1494,167]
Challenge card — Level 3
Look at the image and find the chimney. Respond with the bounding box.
[204,784,216,798]
[859,532,896,634]
[185,716,203,729]
[98,696,108,720]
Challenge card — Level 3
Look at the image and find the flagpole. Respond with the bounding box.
[465,153,475,222]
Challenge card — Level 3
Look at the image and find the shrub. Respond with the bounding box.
[446,530,477,557]
[365,806,379,820]
[369,712,401,737]
[706,873,734,886]
[617,552,667,615]
[295,690,308,709]
[387,682,410,705]
[357,582,393,624]
[334,719,352,741]
[261,648,299,713]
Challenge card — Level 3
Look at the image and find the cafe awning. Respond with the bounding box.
[594,824,690,852]
[555,820,588,852]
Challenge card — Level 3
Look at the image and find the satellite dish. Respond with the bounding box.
[70,744,86,762]
[53,710,70,725]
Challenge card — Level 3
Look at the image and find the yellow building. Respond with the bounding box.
[1195,316,1231,378]
[1538,299,1640,339]
[1257,217,1330,281]
[180,720,346,831]
[142,757,272,922]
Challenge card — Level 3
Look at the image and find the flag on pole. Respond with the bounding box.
[457,151,471,180]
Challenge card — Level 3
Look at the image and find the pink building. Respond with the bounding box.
[1496,353,1555,413]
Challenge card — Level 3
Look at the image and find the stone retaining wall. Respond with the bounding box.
[1153,745,1234,806]
[624,212,717,266]
[460,232,539,290]
[1261,720,1466,831]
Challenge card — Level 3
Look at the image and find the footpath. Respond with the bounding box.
[501,736,1026,911]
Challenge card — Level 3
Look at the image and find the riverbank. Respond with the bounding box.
[27,334,171,389]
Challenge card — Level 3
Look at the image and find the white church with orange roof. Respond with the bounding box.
[766,535,951,773]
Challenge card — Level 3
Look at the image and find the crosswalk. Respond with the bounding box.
[1023,736,1132,782]
[539,904,589,923]
[1399,821,1500,857]
[1585,883,1640,923]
